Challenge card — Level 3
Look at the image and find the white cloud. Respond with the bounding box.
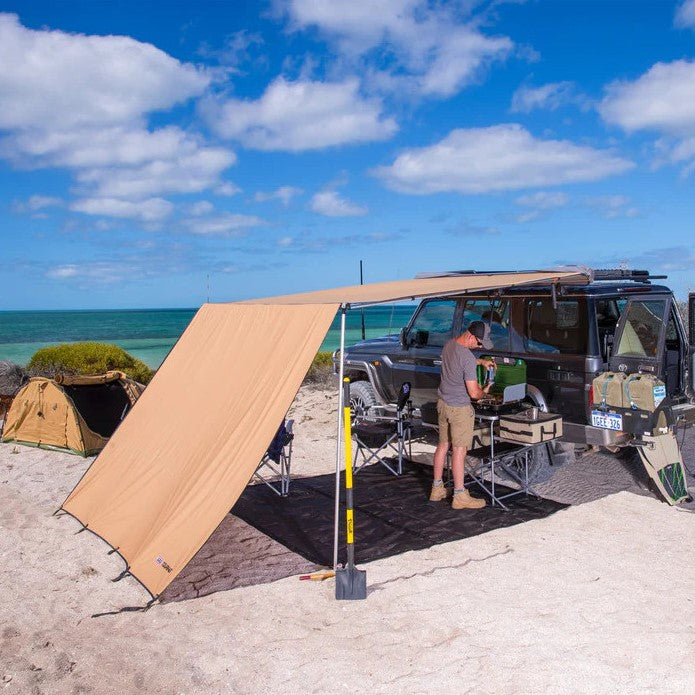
[515,191,569,209]
[201,77,397,151]
[215,182,241,196]
[0,13,209,131]
[6,125,213,169]
[286,0,513,98]
[189,201,214,216]
[374,125,633,194]
[0,15,236,214]
[45,260,149,284]
[675,0,695,28]
[70,197,173,222]
[12,195,62,214]
[599,59,695,174]
[599,60,695,135]
[185,213,266,236]
[47,265,79,279]
[254,186,303,205]
[310,190,368,217]
[75,144,235,198]
[0,123,237,202]
[510,82,585,113]
[585,195,639,219]
[513,191,569,223]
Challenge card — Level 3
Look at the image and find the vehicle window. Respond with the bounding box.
[615,300,665,357]
[665,310,679,344]
[595,298,623,361]
[524,298,588,354]
[462,298,510,351]
[595,299,622,329]
[408,299,456,347]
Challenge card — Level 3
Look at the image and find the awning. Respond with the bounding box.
[242,269,588,306]
[62,268,590,597]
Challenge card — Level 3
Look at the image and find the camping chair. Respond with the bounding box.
[253,419,294,496]
[352,382,412,476]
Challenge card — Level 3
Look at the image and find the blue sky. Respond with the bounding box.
[1,0,694,309]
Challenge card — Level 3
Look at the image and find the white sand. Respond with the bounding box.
[2,384,695,694]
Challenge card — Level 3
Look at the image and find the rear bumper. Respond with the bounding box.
[563,421,631,446]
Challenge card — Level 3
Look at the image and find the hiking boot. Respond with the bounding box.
[429,484,448,502]
[452,489,486,510]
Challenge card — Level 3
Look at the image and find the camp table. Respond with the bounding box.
[464,410,543,510]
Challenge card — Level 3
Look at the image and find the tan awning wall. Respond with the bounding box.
[242,270,588,305]
[61,268,590,597]
[62,303,339,596]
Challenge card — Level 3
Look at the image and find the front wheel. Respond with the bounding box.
[349,380,377,421]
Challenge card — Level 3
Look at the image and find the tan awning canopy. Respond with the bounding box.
[242,269,589,306]
[62,268,591,598]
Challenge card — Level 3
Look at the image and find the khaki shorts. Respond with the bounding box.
[437,399,474,448]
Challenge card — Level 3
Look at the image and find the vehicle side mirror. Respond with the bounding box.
[414,329,429,347]
[399,327,408,349]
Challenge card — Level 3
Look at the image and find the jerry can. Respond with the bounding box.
[624,374,666,412]
[592,371,628,409]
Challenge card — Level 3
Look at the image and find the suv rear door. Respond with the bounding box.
[609,295,670,377]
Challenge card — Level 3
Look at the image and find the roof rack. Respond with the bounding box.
[415,268,667,284]
[414,269,563,279]
[591,269,667,283]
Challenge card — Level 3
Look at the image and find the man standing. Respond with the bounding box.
[430,320,492,510]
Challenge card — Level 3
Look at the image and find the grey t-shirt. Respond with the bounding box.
[438,338,478,407]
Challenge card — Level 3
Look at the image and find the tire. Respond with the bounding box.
[349,381,377,421]
[599,445,637,461]
[498,442,570,485]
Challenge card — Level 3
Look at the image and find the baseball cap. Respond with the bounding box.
[467,320,486,347]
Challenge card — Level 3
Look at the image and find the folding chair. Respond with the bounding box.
[253,419,294,496]
[352,382,412,476]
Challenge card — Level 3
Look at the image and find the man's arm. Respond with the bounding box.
[465,379,490,401]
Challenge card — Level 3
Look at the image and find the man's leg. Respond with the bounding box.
[451,406,486,510]
[433,440,449,482]
[430,400,451,501]
[450,445,467,490]
[430,440,450,501]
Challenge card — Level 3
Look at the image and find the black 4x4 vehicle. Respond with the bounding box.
[341,269,695,448]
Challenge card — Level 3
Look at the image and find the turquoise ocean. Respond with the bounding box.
[0,305,416,369]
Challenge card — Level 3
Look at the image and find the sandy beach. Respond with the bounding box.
[2,382,695,694]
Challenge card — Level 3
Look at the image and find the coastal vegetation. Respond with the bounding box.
[28,342,154,384]
[303,351,334,387]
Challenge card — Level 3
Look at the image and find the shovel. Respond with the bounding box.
[335,378,367,600]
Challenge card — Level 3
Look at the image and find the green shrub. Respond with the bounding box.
[303,351,335,387]
[28,342,154,384]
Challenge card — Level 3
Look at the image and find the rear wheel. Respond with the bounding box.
[499,445,552,485]
[498,441,574,485]
[349,380,377,421]
[600,445,636,461]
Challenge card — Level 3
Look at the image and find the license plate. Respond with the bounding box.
[591,411,623,431]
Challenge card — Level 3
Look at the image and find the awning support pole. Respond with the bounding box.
[333,305,347,570]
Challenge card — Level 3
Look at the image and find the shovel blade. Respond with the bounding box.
[335,567,367,600]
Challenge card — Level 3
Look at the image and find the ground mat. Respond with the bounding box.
[232,461,568,567]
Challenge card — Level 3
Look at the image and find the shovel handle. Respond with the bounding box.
[342,378,355,567]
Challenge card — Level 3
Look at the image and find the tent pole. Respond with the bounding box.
[333,305,347,570]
